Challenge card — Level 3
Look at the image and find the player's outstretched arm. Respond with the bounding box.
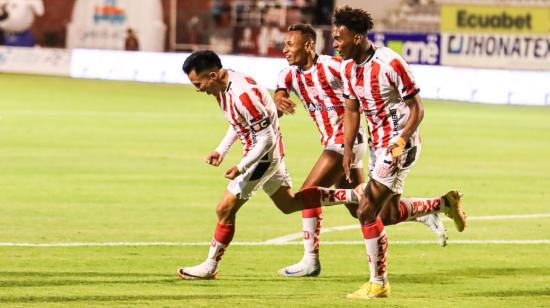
[343,98,361,182]
[274,90,296,117]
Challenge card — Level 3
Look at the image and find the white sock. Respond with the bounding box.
[361,218,389,285]
[205,238,226,268]
[302,216,321,263]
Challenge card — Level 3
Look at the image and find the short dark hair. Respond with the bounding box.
[182,50,222,75]
[333,6,374,35]
[287,23,317,43]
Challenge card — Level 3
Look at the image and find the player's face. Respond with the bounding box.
[332,25,356,60]
[187,69,221,96]
[283,31,308,66]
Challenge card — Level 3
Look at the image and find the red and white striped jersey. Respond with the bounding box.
[276,55,365,147]
[217,70,285,169]
[341,46,421,150]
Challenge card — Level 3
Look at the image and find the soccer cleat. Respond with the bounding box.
[347,281,390,299]
[415,213,448,247]
[443,190,467,232]
[278,259,321,277]
[176,261,218,280]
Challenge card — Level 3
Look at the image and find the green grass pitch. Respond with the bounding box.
[0,73,549,307]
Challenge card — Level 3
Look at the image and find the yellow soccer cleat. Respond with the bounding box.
[346,281,390,299]
[443,190,467,232]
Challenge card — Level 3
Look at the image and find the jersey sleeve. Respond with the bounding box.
[215,126,238,157]
[340,60,357,100]
[275,67,293,93]
[387,55,420,101]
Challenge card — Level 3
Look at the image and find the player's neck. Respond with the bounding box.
[219,69,229,91]
[354,41,374,64]
[299,54,318,71]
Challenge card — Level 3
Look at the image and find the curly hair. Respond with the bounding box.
[288,24,317,43]
[333,6,374,35]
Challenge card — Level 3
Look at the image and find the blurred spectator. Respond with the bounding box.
[212,0,232,28]
[124,28,139,51]
[0,3,7,21]
[0,3,6,45]
[312,0,334,25]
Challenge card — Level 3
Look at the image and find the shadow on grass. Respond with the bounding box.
[466,289,550,297]
[2,266,548,290]
[391,267,550,285]
[0,294,237,304]
[0,271,163,278]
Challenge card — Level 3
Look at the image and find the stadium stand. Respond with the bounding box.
[380,0,550,32]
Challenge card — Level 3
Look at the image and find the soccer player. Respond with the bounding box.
[275,24,448,277]
[176,50,362,280]
[332,7,467,298]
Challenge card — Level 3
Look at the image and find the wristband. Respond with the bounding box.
[391,137,406,158]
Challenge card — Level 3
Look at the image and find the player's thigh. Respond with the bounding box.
[269,185,300,214]
[378,194,401,225]
[263,162,299,214]
[357,179,396,223]
[335,168,365,218]
[301,149,344,189]
[332,142,367,189]
[335,167,365,189]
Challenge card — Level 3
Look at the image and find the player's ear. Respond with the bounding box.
[354,33,364,45]
[208,71,218,80]
[305,39,315,52]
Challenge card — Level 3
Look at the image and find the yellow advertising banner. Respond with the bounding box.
[441,5,550,34]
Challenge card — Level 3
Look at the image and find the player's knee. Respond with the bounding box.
[216,203,236,220]
[345,204,359,218]
[381,214,397,226]
[356,204,377,224]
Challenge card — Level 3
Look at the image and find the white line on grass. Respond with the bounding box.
[2,213,549,247]
[1,240,550,247]
[265,212,550,243]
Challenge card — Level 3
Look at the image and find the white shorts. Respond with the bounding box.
[324,142,366,169]
[368,143,422,194]
[227,157,293,200]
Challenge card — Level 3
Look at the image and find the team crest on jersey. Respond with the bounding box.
[376,164,391,178]
[307,86,318,97]
[355,86,365,96]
